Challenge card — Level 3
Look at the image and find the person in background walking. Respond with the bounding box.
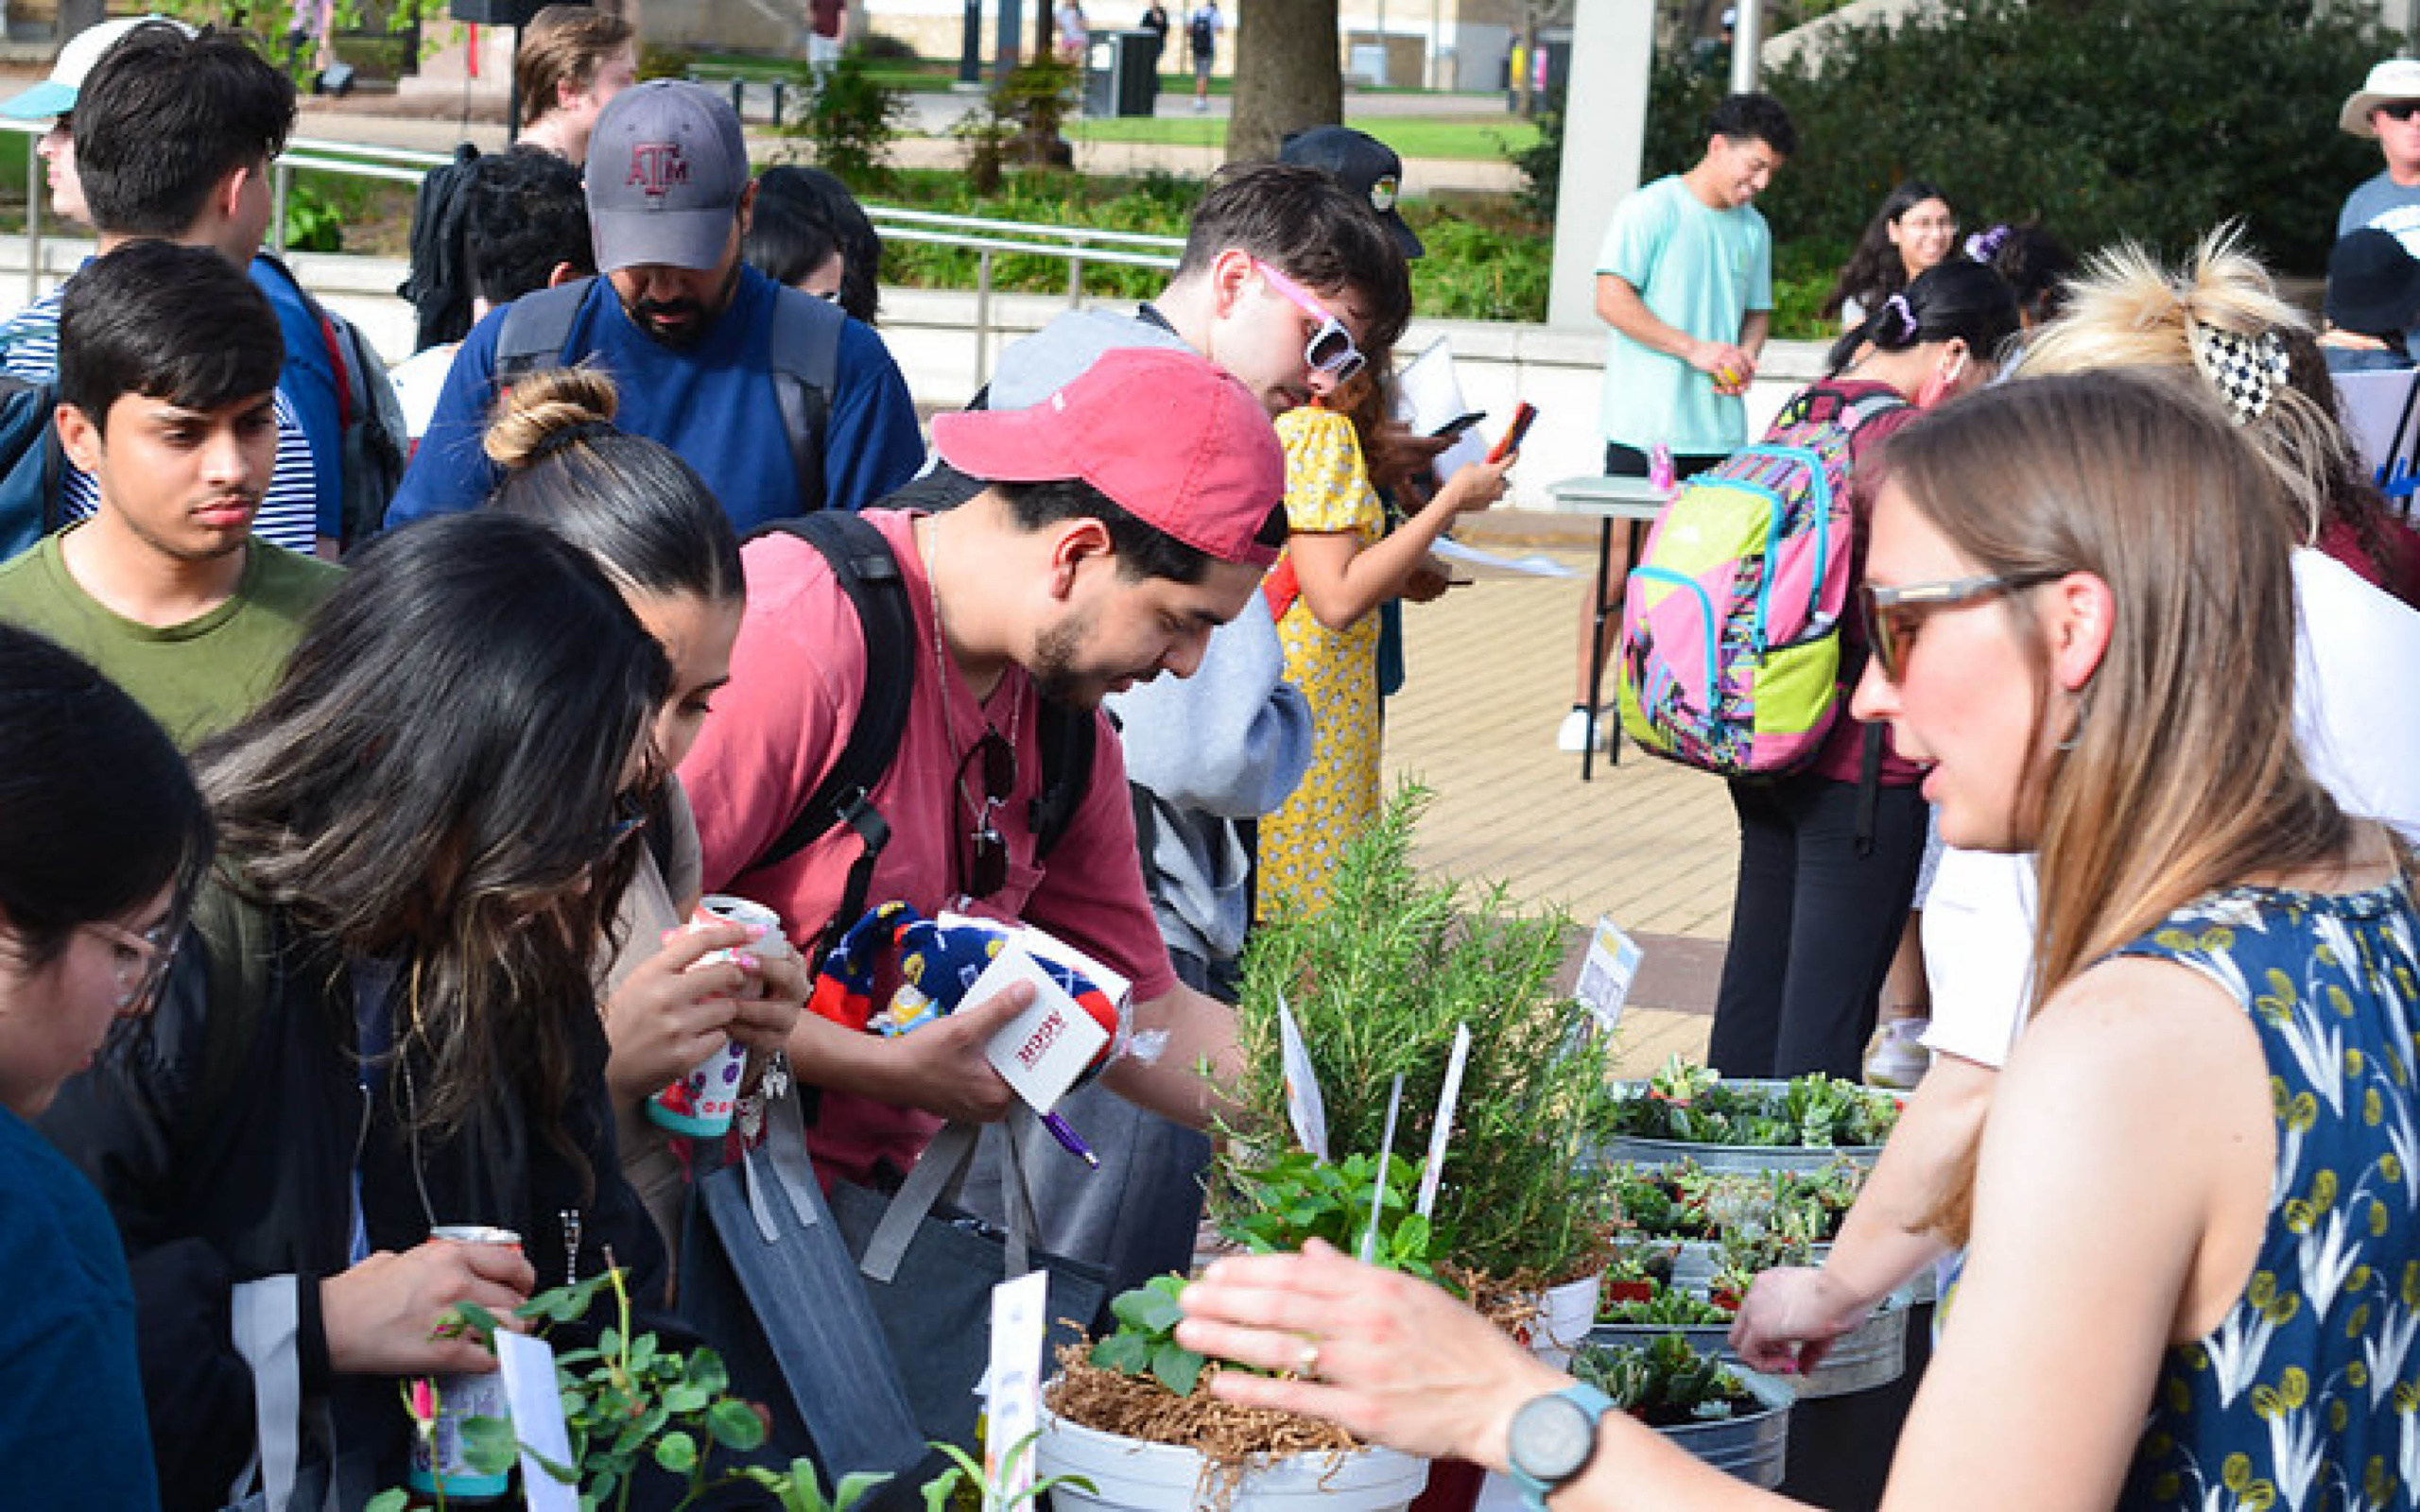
[1188,1,1221,112]
[1056,1,1089,60]
[1138,2,1170,111]
[805,0,845,77]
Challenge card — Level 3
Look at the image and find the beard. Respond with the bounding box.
[621,259,743,350]
[1029,610,1112,709]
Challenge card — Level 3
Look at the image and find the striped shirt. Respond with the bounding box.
[0,283,320,552]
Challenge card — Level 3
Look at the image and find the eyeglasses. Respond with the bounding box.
[2381,101,2420,122]
[84,918,183,1012]
[1859,572,2064,683]
[955,730,1016,902]
[1251,258,1367,385]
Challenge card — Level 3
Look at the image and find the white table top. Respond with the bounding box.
[1546,473,1672,521]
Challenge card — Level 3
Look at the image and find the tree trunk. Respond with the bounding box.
[1226,0,1341,163]
[1035,0,1054,60]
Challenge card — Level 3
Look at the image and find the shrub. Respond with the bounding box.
[1650,0,2388,277]
[801,51,911,187]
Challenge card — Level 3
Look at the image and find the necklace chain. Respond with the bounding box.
[921,519,1020,901]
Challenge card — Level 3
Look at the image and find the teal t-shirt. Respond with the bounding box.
[1596,174,1773,455]
[0,527,339,747]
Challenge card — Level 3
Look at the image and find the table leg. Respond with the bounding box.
[1581,518,1614,782]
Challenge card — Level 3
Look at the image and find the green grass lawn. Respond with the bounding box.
[1063,111,1536,161]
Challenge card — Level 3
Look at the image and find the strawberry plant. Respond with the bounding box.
[1087,1275,1206,1399]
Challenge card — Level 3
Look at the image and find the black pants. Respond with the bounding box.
[1706,768,1927,1080]
[1605,441,1727,479]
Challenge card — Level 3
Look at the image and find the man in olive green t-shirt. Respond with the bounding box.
[0,242,338,747]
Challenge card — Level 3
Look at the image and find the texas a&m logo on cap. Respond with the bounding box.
[626,141,690,200]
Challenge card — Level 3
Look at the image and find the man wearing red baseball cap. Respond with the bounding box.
[680,346,1285,1191]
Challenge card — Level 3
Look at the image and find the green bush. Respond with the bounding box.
[1649,0,2387,278]
[801,52,911,185]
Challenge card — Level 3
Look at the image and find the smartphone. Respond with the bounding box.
[1487,402,1539,463]
[1429,411,1486,439]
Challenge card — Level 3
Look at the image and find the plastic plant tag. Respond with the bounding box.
[1416,1023,1472,1220]
[1276,991,1330,1160]
[984,1269,1049,1512]
[1361,1074,1405,1264]
[1573,916,1645,1037]
[495,1330,577,1512]
[975,942,1112,1114]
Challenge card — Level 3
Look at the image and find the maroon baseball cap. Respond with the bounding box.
[931,348,1284,567]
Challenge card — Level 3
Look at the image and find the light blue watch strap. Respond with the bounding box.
[1507,1382,1617,1510]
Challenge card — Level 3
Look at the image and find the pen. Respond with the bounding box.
[1041,1110,1099,1168]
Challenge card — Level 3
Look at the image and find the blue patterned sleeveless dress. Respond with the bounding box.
[2116,881,2420,1511]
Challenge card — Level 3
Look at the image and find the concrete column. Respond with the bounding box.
[1546,0,1655,330]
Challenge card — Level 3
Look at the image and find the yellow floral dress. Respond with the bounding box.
[1257,405,1383,920]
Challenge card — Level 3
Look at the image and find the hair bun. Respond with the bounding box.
[484,367,623,469]
[1875,291,1920,349]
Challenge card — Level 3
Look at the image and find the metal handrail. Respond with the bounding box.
[0,110,1181,384]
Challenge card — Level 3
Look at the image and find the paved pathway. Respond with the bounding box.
[1378,527,1729,1074]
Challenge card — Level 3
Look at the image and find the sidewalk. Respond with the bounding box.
[1377,527,1731,1076]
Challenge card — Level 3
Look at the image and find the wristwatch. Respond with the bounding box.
[1504,1383,1616,1510]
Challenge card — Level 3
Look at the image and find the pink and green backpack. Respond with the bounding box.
[1616,387,1904,776]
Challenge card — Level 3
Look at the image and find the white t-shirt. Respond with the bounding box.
[1922,546,2420,1068]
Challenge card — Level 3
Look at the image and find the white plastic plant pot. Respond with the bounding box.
[1529,1272,1604,1371]
[1035,1408,1431,1512]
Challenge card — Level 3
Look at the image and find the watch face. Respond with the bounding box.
[1510,1394,1599,1485]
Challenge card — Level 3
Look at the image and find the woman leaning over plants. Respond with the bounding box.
[1177,373,2420,1510]
[0,626,212,1509]
[43,514,680,1509]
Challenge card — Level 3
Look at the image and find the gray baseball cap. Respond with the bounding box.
[586,80,750,273]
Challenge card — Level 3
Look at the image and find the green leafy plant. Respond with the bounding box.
[798,51,911,188]
[1214,1149,1435,1278]
[1235,784,1619,1286]
[364,1267,872,1512]
[1609,1061,1900,1149]
[914,1435,1091,1512]
[1596,1283,1736,1328]
[951,57,1081,192]
[1571,1334,1762,1427]
[282,180,343,253]
[1088,1275,1207,1398]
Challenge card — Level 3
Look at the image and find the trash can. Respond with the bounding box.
[1084,30,1158,118]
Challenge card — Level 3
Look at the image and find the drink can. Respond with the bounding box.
[407,1227,520,1502]
[646,897,793,1137]
[1649,442,1676,496]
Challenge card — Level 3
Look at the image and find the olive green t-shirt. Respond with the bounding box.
[0,528,340,747]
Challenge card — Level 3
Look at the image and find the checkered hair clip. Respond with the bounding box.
[2187,323,2290,425]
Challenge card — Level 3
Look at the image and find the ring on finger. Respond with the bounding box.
[1297,1339,1321,1378]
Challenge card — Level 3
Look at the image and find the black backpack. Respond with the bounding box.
[496,276,846,516]
[398,144,482,352]
[738,512,1098,951]
[1188,8,1215,53]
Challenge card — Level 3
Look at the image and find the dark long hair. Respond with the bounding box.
[1827,258,2019,375]
[0,627,211,970]
[195,514,667,1177]
[750,164,884,325]
[1822,179,1953,322]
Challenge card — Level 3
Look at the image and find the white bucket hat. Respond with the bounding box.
[2342,58,2420,137]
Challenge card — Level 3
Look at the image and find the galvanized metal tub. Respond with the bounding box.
[1598,1079,1889,1174]
[1588,1298,1907,1400]
[1666,1238,1835,1294]
[1661,1369,1794,1488]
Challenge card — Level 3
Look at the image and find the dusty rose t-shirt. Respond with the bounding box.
[681,509,1176,1186]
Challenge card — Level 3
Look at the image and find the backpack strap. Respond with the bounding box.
[494,278,595,384]
[193,884,284,1138]
[766,286,845,515]
[741,512,917,951]
[1029,696,1098,863]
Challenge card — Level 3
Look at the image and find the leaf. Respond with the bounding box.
[833,1469,893,1510]
[653,1430,699,1474]
[1090,1332,1149,1374]
[663,1383,710,1415]
[709,1396,769,1452]
[1150,1339,1204,1398]
[460,1413,520,1475]
[365,1493,411,1512]
[448,1301,502,1347]
[686,1347,730,1397]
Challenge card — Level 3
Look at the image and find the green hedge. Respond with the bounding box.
[863,166,1553,323]
[1647,0,2388,278]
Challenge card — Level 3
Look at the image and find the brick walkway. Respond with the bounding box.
[1379,524,1734,1075]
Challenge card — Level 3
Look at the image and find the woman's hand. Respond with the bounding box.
[726,939,809,1057]
[601,918,759,1105]
[1727,1263,1869,1376]
[321,1239,536,1377]
[1175,1240,1565,1470]
[1433,455,1513,517]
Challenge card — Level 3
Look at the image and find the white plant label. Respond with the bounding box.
[1362,1073,1405,1264]
[495,1331,577,1512]
[1574,916,1644,1036]
[984,1268,1050,1511]
[1417,1022,1472,1220]
[1276,992,1330,1160]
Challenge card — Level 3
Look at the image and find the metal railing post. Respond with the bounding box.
[975,248,995,389]
[1066,254,1082,306]
[25,133,42,306]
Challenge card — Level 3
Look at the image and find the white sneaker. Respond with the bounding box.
[1863,1019,1932,1090]
[1556,708,1613,754]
